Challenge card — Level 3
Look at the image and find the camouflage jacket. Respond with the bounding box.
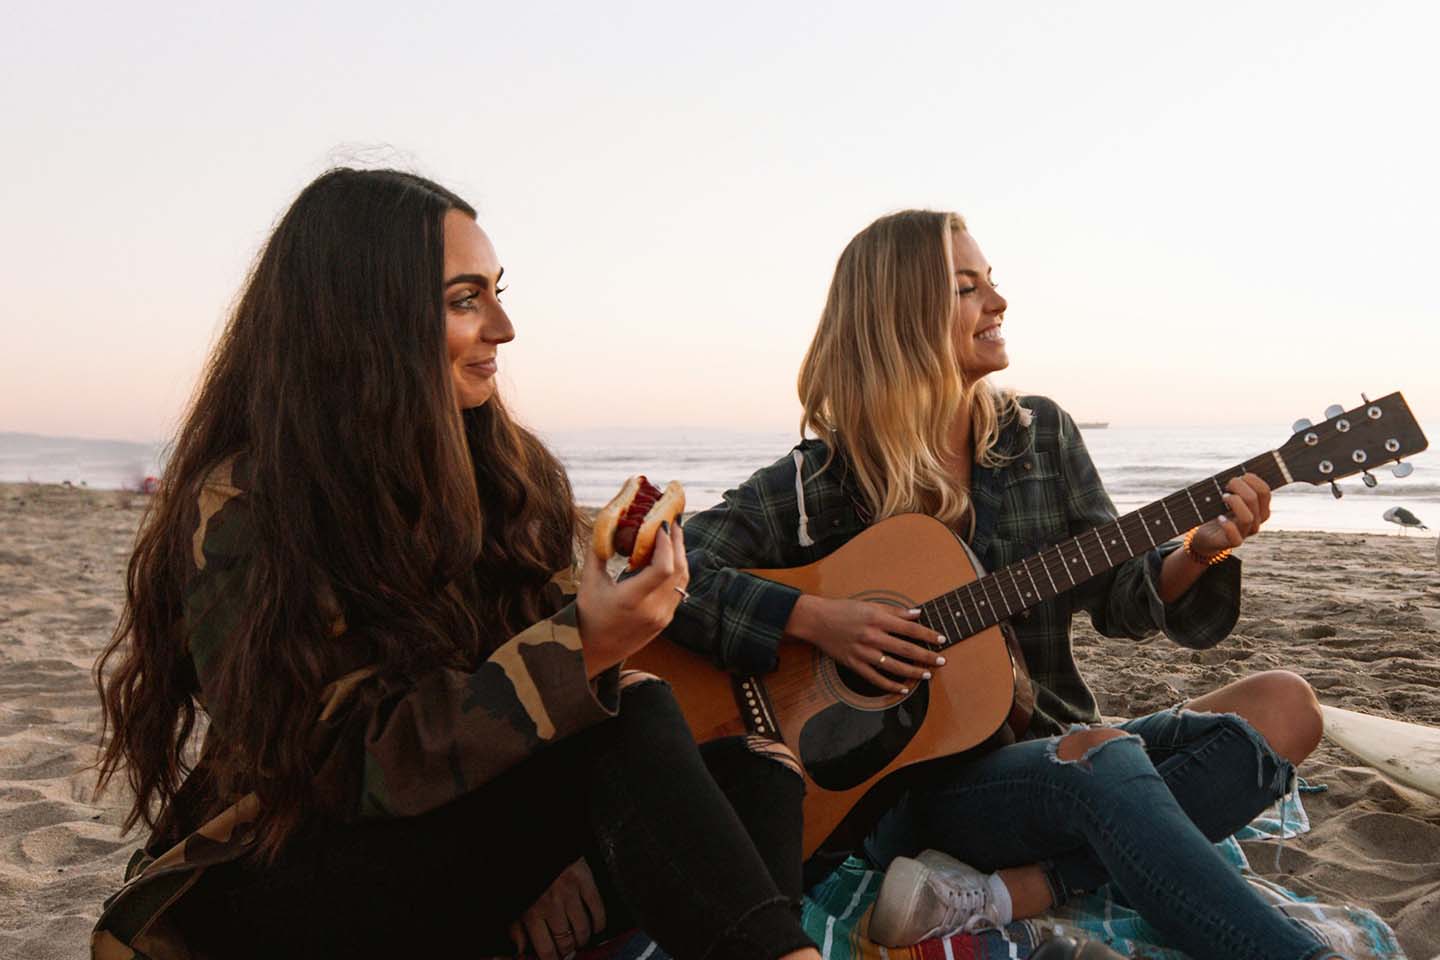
[93,457,618,959]
[667,395,1242,736]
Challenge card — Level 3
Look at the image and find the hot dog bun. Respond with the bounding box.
[592,476,686,570]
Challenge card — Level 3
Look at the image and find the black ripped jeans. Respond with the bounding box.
[173,680,811,960]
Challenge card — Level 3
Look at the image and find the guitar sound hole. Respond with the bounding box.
[834,662,889,698]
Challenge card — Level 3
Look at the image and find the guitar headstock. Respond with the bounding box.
[1277,392,1428,487]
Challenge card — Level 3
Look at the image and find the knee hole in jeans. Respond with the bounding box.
[1054,727,1131,764]
[742,736,803,778]
[618,670,665,690]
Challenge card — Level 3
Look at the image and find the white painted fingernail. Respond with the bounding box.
[900,687,910,694]
[937,635,948,645]
[907,608,922,615]
[922,671,932,680]
[936,655,947,665]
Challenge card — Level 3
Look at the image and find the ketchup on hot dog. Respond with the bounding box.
[614,477,662,556]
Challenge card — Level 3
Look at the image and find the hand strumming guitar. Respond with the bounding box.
[784,595,946,694]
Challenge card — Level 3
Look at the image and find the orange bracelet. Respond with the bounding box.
[1183,527,1232,566]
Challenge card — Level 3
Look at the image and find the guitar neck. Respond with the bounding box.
[922,450,1290,646]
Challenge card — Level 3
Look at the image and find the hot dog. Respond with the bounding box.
[592,476,686,570]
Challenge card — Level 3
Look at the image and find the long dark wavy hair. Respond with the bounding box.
[94,168,578,857]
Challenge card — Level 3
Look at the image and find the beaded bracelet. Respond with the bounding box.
[1183,526,1232,566]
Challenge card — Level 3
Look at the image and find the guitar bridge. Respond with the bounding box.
[733,674,783,740]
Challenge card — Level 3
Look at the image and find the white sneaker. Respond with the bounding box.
[868,850,1004,947]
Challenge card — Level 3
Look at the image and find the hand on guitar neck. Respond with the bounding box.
[1157,473,1272,602]
[784,595,948,695]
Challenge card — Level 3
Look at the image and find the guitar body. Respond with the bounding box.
[629,514,1019,857]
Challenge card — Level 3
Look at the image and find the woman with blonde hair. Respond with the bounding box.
[668,210,1343,960]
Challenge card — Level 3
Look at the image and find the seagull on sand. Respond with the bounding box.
[1382,506,1428,535]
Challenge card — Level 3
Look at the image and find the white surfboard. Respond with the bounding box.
[1321,705,1440,800]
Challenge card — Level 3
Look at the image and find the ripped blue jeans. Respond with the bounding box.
[864,708,1338,960]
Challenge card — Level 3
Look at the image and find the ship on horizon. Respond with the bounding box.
[1077,421,1109,429]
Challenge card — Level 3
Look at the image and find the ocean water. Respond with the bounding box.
[5,423,1438,535]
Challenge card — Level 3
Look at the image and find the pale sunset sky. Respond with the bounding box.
[2,1,1437,443]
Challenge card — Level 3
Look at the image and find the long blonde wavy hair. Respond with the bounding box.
[798,209,1018,526]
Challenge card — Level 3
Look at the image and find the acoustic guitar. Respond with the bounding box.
[629,393,1429,856]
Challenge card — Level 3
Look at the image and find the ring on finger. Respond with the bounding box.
[674,585,690,601]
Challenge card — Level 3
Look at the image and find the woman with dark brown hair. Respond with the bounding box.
[92,168,817,960]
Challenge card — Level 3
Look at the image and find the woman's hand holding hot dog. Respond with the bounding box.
[577,519,688,677]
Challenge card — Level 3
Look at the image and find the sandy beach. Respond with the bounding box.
[2,482,1438,960]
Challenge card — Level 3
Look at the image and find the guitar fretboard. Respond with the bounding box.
[920,452,1286,647]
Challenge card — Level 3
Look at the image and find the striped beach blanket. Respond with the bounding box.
[590,791,1406,960]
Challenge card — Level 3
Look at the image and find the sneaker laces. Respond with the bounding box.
[960,904,1004,934]
[938,883,987,919]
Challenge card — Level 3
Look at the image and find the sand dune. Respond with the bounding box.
[3,486,1438,959]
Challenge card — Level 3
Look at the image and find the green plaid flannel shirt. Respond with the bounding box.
[667,395,1241,736]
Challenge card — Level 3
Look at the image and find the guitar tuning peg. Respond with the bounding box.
[1392,461,1415,479]
[1362,470,1378,488]
[1292,418,1313,433]
[1330,480,1343,499]
[1361,393,1371,403]
[1325,404,1345,419]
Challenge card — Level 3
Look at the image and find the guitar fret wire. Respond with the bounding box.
[1184,486,1202,522]
[974,576,992,618]
[1076,538,1095,576]
[1002,569,1024,611]
[951,589,975,637]
[935,592,957,639]
[977,575,999,619]
[1002,572,1021,616]
[993,572,1013,613]
[1160,498,1177,532]
[1059,543,1078,585]
[1038,552,1060,594]
[1115,516,1134,554]
[1020,557,1042,602]
[948,588,969,636]
[943,606,963,648]
[1093,528,1114,566]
